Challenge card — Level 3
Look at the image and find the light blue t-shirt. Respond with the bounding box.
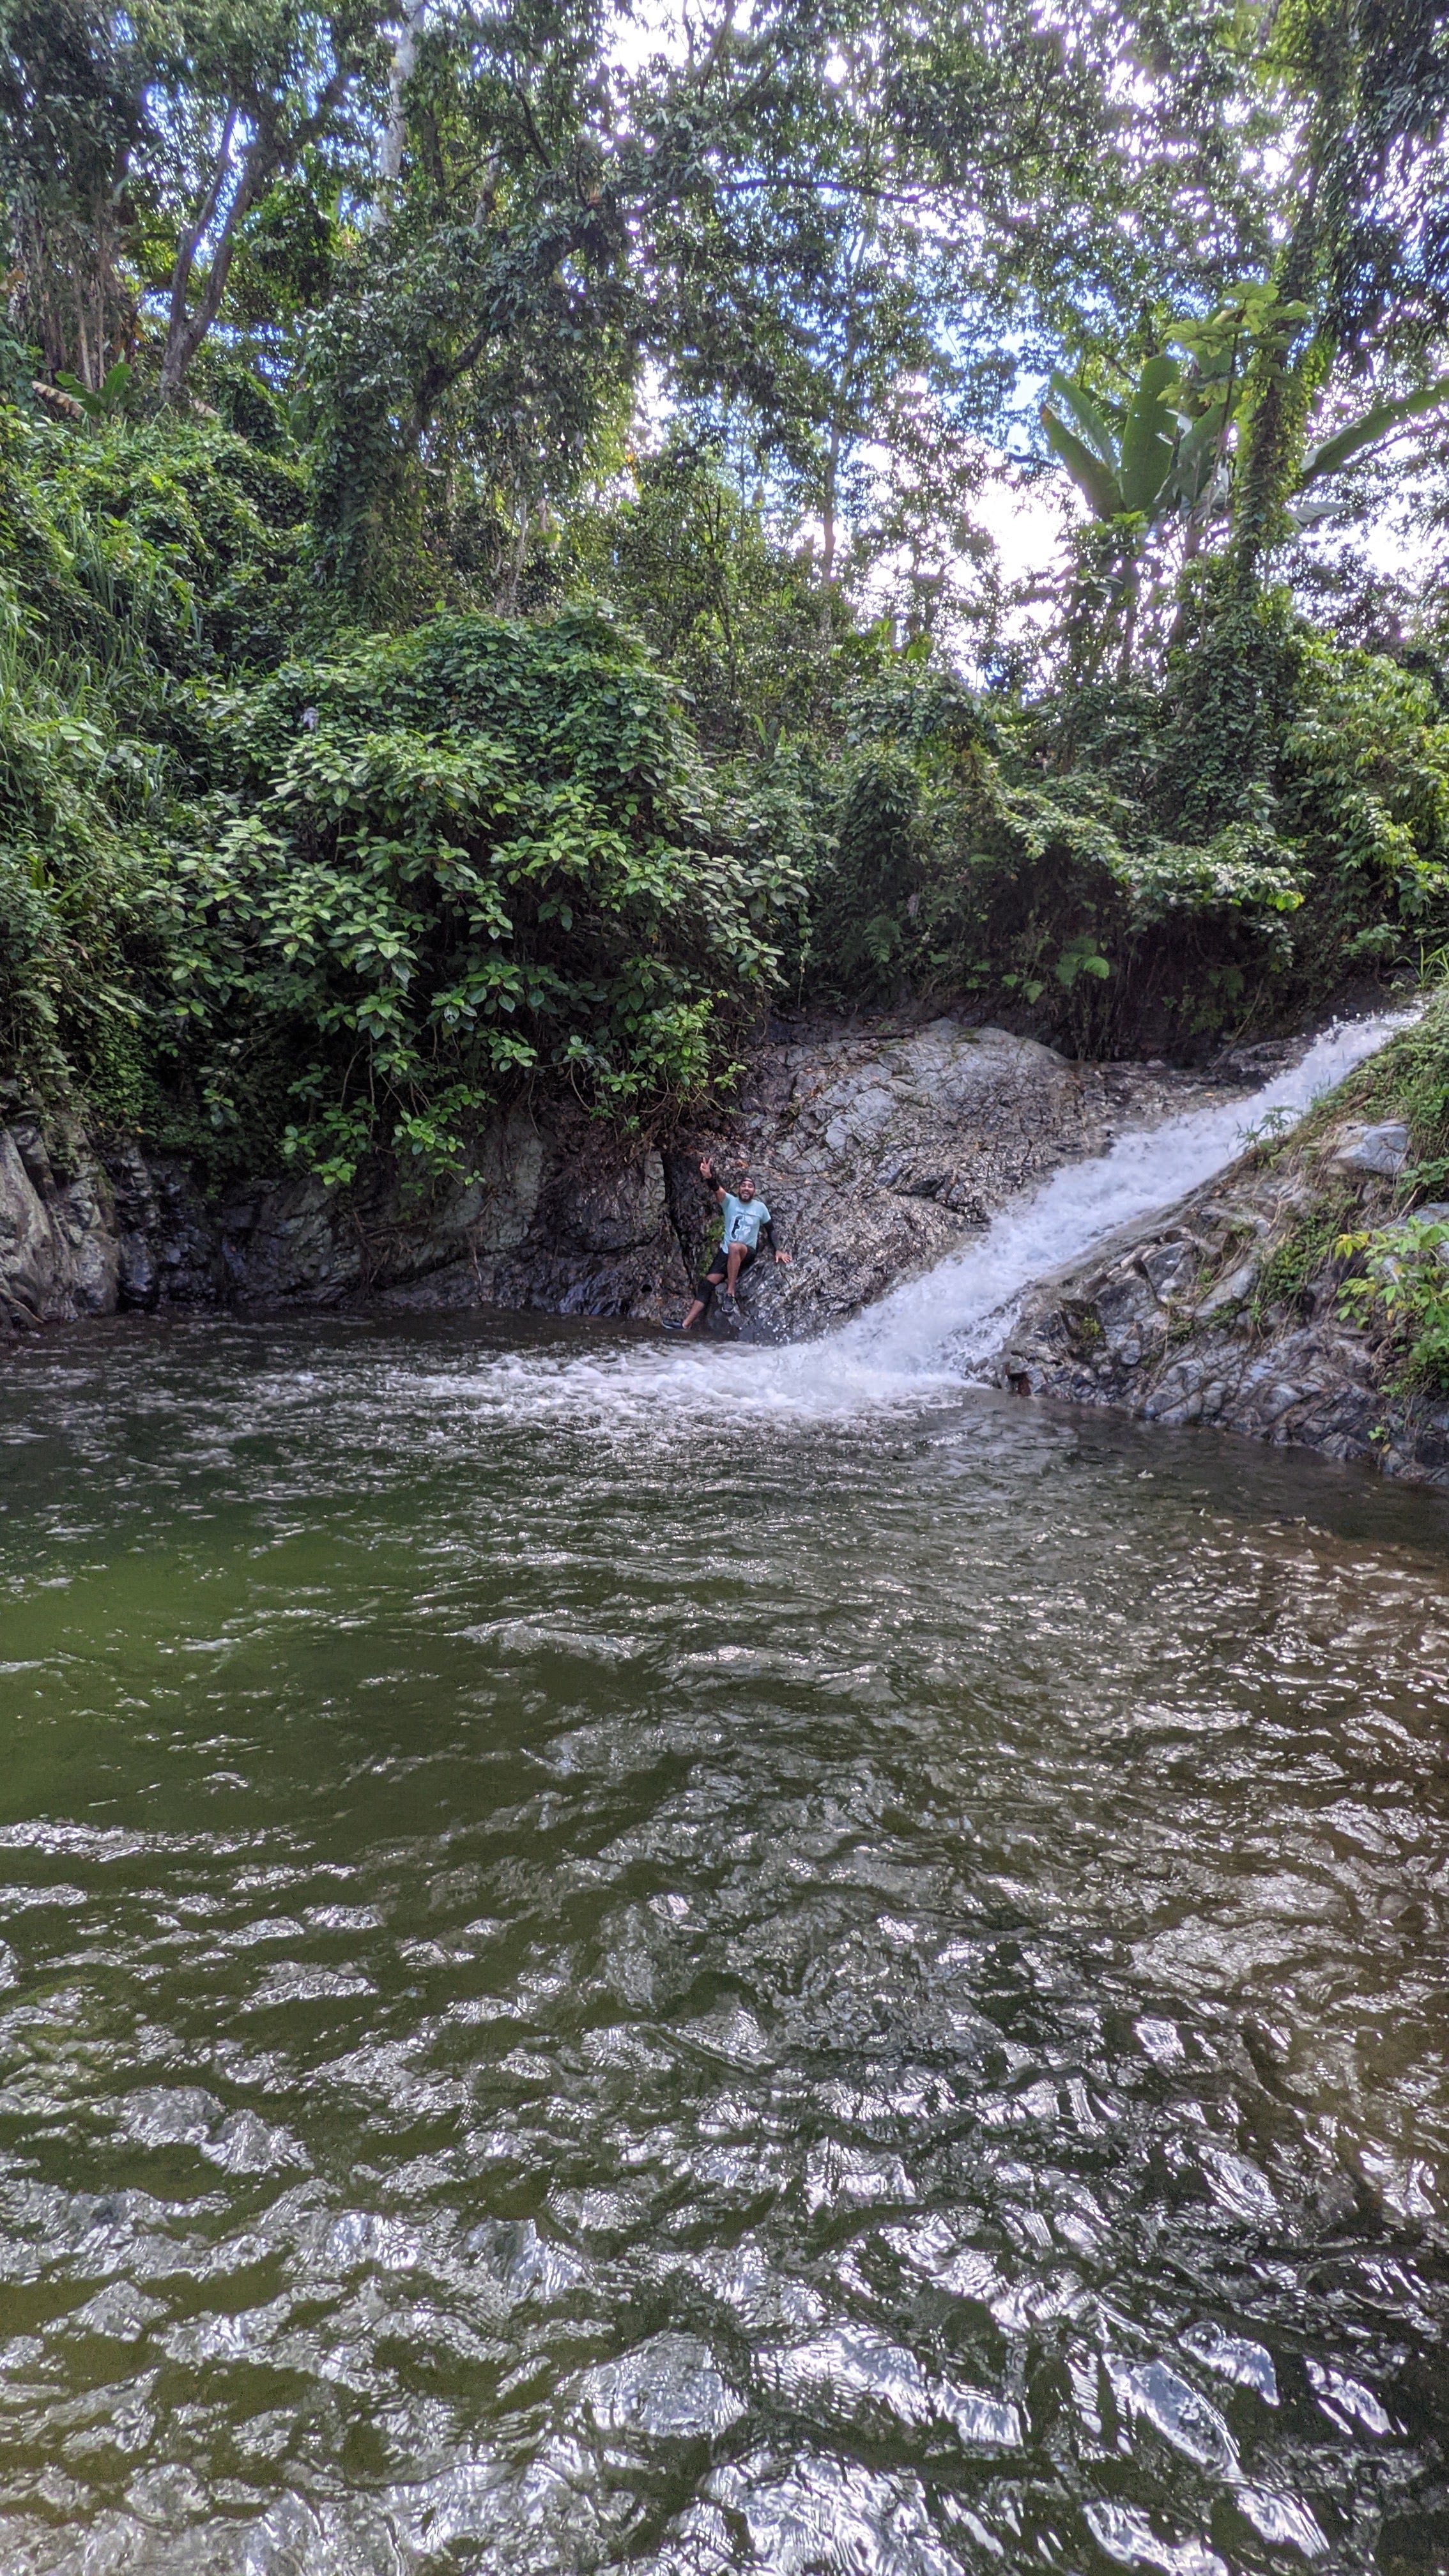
[720,1192,770,1252]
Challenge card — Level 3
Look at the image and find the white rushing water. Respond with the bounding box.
[797,1008,1413,1383]
[446,1011,1411,1433]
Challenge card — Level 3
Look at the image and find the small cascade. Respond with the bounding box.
[454,1011,1410,1432]
[783,1008,1412,1397]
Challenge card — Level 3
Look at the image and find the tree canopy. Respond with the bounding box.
[1,0,1448,1179]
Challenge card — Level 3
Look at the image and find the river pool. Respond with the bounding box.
[1,1304,1447,2575]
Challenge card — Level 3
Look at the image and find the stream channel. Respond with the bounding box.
[1,1021,1447,2574]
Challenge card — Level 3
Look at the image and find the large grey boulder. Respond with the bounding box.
[0,1121,119,1326]
[667,1020,1234,1340]
[1328,1121,1410,1177]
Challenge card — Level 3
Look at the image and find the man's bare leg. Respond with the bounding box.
[724,1245,746,1298]
[680,1270,726,1331]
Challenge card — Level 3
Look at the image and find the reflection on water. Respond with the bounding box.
[1,1310,1447,2575]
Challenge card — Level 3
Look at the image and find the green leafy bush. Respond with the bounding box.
[1277,643,1449,969]
[0,401,804,1172]
[160,612,805,1179]
[802,638,1449,1048]
[571,440,834,753]
[1337,1213,1449,1391]
[0,623,169,1121]
[0,410,215,1121]
[1270,988,1449,1389]
[37,417,308,677]
[805,686,1311,1045]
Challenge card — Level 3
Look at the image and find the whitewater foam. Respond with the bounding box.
[440,1012,1411,1436]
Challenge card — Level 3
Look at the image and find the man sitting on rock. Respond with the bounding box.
[678,1159,791,1330]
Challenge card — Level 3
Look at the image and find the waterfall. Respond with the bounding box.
[454,1012,1411,1431]
[783,1009,1413,1393]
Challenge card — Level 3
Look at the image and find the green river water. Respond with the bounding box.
[1,1307,1447,2575]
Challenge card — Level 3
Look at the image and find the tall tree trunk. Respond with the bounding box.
[1116,558,1140,676]
[1227,0,1356,595]
[1228,213,1325,599]
[383,1,428,185]
[158,61,349,402]
[496,500,530,611]
[818,414,841,632]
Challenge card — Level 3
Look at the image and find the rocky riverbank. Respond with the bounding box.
[1,1018,1241,1342]
[8,999,1449,1487]
[999,1007,1449,1488]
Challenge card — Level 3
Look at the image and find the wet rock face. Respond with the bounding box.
[367,1116,687,1322]
[691,1021,1083,1339]
[107,1142,229,1311]
[0,1021,1232,1338]
[0,1122,119,1328]
[0,1123,229,1331]
[1000,1135,1449,1487]
[222,1020,1162,1331]
[669,1021,1234,1342]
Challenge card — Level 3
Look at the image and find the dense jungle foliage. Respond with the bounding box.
[2,0,1448,1184]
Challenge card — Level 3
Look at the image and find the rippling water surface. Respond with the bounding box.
[2,1310,1448,2575]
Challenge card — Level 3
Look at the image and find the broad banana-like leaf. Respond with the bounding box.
[1301,374,1449,484]
[1041,404,1123,519]
[1287,491,1351,526]
[1119,354,1182,516]
[1045,371,1118,468]
[55,369,102,417]
[1165,398,1229,511]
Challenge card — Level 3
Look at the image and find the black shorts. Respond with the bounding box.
[696,1243,756,1296]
